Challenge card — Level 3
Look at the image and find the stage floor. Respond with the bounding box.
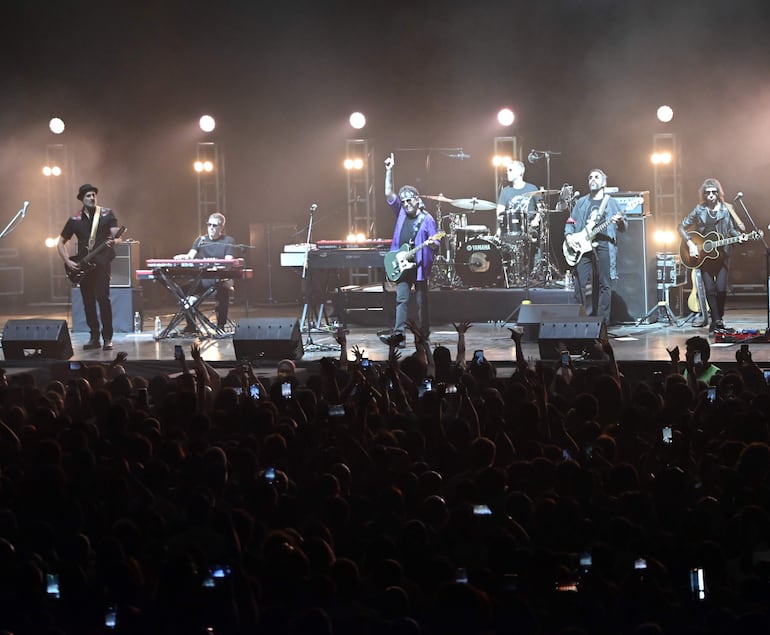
[3,295,770,368]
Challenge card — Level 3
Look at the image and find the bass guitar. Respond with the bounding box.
[65,226,127,284]
[384,232,445,282]
[562,197,643,267]
[679,229,763,269]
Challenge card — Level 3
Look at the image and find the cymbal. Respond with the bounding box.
[423,194,454,203]
[451,197,496,211]
[526,189,562,197]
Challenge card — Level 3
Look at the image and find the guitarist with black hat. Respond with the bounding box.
[58,183,122,351]
[678,178,748,333]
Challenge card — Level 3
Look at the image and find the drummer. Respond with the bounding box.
[496,159,542,241]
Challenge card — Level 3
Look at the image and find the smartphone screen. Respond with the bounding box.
[328,404,345,417]
[281,382,292,399]
[694,351,702,365]
[763,369,770,386]
[690,567,706,600]
[472,504,492,516]
[249,384,260,399]
[455,567,468,584]
[69,361,81,371]
[473,350,484,365]
[46,573,60,599]
[561,351,570,367]
[706,387,716,403]
[360,357,370,369]
[662,426,673,444]
[174,345,183,360]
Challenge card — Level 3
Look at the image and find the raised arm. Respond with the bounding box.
[384,153,397,203]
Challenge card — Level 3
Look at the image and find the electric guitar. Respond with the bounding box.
[65,226,127,284]
[562,197,643,267]
[679,229,763,269]
[383,232,445,282]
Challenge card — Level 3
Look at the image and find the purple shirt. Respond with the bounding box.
[387,197,438,282]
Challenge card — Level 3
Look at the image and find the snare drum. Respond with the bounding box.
[499,208,525,242]
[455,236,505,287]
[455,225,489,251]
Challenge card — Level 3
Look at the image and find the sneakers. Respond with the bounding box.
[83,339,101,350]
[379,332,406,348]
[102,341,113,351]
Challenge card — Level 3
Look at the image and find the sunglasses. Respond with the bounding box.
[400,198,417,204]
[207,222,221,227]
[704,189,719,195]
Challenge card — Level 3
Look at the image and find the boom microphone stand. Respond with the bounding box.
[733,193,770,335]
[527,150,561,287]
[0,201,30,240]
[298,204,339,353]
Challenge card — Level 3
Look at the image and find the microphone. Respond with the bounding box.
[527,150,541,164]
[21,201,29,216]
[448,151,471,160]
[309,204,318,212]
[572,190,580,201]
[734,192,743,201]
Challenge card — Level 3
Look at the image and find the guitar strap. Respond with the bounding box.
[87,205,102,251]
[409,212,425,246]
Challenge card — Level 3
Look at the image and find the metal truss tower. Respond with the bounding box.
[196,141,226,230]
[345,138,377,285]
[46,143,75,301]
[652,133,682,227]
[493,136,519,197]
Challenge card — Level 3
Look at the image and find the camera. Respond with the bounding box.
[328,404,345,417]
[560,350,570,367]
[249,384,260,399]
[46,573,60,599]
[473,350,484,365]
[689,567,706,600]
[69,361,81,371]
[281,382,292,399]
[174,344,183,360]
[472,504,492,516]
[662,426,673,444]
[360,356,370,369]
[706,387,716,403]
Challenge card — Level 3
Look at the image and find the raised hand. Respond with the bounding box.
[666,345,680,364]
[452,321,472,334]
[384,153,395,170]
[190,342,202,362]
[351,344,365,362]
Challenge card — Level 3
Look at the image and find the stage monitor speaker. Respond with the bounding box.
[233,318,304,361]
[516,303,586,341]
[2,319,73,360]
[614,216,656,322]
[537,319,607,359]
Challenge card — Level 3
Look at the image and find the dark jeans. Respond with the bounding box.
[394,270,430,336]
[573,243,612,324]
[79,265,112,341]
[701,258,729,322]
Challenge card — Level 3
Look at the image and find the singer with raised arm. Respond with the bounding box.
[380,153,440,348]
[174,212,235,333]
[678,178,747,333]
[58,184,122,351]
[563,169,626,325]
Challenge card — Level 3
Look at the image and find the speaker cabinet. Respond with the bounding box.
[233,318,304,361]
[111,240,141,288]
[2,319,73,360]
[516,303,585,341]
[70,287,143,333]
[537,319,607,359]
[614,216,656,321]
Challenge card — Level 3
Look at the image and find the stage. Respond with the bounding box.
[2,287,770,388]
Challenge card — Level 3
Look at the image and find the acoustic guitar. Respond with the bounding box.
[678,229,762,269]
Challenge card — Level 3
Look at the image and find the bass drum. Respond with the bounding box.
[456,236,505,287]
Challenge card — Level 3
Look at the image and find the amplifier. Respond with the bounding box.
[656,253,685,286]
[611,191,649,216]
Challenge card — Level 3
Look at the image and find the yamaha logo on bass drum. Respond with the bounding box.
[466,242,492,251]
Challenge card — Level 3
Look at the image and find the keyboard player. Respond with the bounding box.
[174,212,236,332]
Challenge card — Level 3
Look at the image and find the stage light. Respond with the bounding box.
[43,166,52,176]
[43,165,62,176]
[344,158,364,170]
[492,155,512,167]
[653,228,676,245]
[349,112,366,130]
[44,237,58,248]
[497,108,515,127]
[49,118,65,134]
[199,115,216,132]
[52,166,62,176]
[194,161,204,172]
[203,160,214,172]
[656,105,674,123]
[651,151,673,165]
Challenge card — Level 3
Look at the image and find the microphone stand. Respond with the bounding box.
[0,202,29,240]
[298,207,339,353]
[734,195,770,336]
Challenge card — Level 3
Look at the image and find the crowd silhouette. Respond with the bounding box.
[1,327,770,634]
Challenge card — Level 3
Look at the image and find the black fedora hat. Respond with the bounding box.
[77,183,98,201]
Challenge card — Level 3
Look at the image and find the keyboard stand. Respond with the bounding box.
[152,268,228,339]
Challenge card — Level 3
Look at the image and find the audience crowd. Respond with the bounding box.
[1,326,770,635]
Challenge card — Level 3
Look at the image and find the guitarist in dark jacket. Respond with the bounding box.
[564,169,625,325]
[678,178,745,332]
[381,153,439,346]
[58,184,121,351]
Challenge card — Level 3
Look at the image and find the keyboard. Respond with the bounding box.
[136,268,253,280]
[146,258,245,269]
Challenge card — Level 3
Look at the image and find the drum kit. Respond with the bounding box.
[424,191,564,289]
